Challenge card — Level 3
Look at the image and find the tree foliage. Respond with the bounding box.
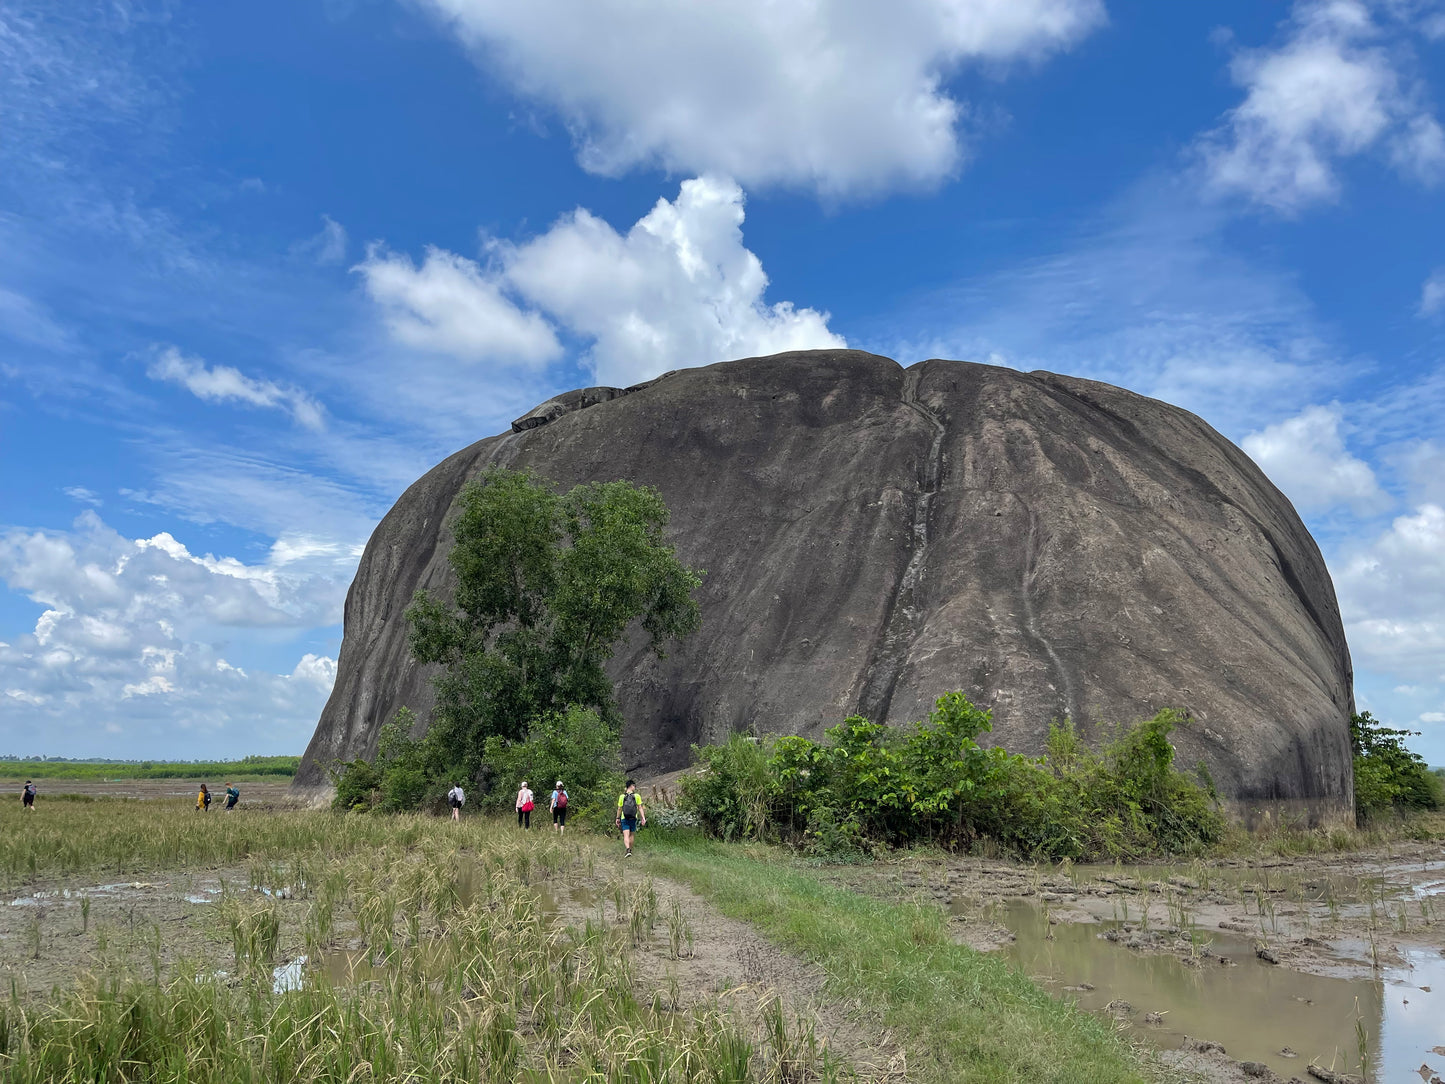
[361,468,701,801]
[1350,710,1443,822]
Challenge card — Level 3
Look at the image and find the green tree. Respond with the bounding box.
[1350,710,1444,821]
[407,468,702,778]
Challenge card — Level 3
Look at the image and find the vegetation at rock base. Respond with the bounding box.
[680,693,1224,861]
[0,756,299,782]
[1350,710,1444,823]
[332,468,701,812]
[333,705,624,824]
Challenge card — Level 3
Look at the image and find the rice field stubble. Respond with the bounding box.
[0,799,865,1082]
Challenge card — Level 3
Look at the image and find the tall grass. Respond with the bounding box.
[0,800,442,886]
[1,823,845,1083]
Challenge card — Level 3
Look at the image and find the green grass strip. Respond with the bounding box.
[645,834,1151,1084]
[0,755,299,781]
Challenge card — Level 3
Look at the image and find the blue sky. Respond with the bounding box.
[3,0,1445,764]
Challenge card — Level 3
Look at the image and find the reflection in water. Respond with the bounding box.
[997,899,1444,1081]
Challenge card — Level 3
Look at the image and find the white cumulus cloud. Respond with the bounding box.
[1335,503,1445,680]
[1242,405,1390,515]
[148,346,326,430]
[0,512,348,757]
[506,176,845,386]
[359,177,844,387]
[417,0,1105,198]
[1199,0,1444,212]
[354,245,562,367]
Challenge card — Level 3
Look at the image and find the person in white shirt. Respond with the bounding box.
[447,783,465,821]
[515,781,534,829]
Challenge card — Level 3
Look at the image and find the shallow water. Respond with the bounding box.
[996,898,1444,1080]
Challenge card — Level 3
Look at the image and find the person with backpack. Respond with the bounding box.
[549,780,568,833]
[516,781,534,829]
[615,780,645,856]
[196,783,211,812]
[224,783,240,811]
[21,780,35,812]
[447,782,465,821]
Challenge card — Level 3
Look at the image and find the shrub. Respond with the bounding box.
[330,757,380,813]
[331,709,443,813]
[683,694,1224,860]
[480,704,623,820]
[678,734,777,841]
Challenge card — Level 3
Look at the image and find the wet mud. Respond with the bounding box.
[842,841,1445,1082]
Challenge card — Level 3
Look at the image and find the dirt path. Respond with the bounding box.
[542,864,906,1079]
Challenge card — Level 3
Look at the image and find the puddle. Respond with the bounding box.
[537,883,599,916]
[996,899,1445,1081]
[272,956,308,993]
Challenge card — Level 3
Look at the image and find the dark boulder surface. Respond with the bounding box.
[296,350,1354,814]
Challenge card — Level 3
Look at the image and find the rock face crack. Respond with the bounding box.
[1016,498,1080,727]
[856,366,947,723]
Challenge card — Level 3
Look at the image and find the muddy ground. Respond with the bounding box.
[831,841,1445,1084]
[833,841,1445,978]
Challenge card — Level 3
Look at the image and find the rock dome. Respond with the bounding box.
[296,350,1354,817]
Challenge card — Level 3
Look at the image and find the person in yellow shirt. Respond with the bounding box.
[615,780,645,856]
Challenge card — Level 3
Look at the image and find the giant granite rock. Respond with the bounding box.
[297,350,1355,815]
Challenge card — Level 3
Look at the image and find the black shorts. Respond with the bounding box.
[22,793,34,807]
[448,796,461,809]
[553,806,567,825]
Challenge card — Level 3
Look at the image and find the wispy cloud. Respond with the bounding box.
[872,178,1354,437]
[1421,268,1445,316]
[292,215,348,265]
[147,346,326,430]
[61,486,102,507]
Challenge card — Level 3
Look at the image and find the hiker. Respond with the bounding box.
[549,780,568,834]
[516,780,534,829]
[21,780,35,812]
[615,780,646,857]
[447,782,466,821]
[197,783,211,812]
[224,783,240,811]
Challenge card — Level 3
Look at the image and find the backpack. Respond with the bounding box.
[621,792,639,819]
[556,790,567,809]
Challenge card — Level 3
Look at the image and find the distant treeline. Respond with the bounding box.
[0,756,300,780]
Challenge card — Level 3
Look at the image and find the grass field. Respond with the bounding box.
[0,756,299,782]
[0,798,1158,1083]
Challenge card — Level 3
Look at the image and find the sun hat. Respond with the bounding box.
[556,780,563,786]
